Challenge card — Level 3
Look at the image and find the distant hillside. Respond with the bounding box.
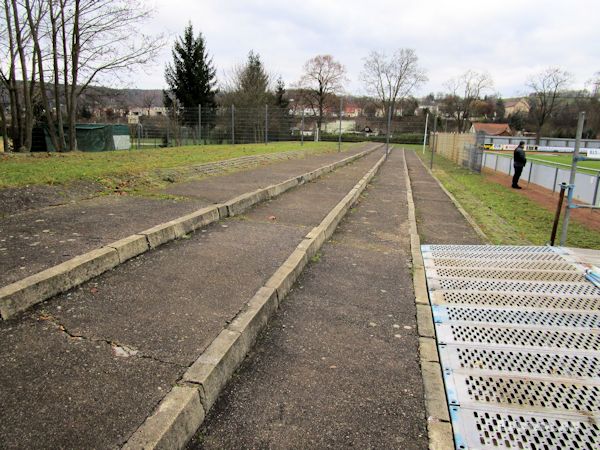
[79,86,164,109]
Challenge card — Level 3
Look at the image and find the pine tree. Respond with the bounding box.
[165,23,217,111]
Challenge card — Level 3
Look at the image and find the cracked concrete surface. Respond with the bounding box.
[0,149,384,449]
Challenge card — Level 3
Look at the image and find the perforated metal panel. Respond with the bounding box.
[435,278,599,296]
[430,291,600,311]
[423,251,565,261]
[424,258,577,271]
[437,323,600,350]
[423,245,559,253]
[436,306,600,328]
[451,406,600,450]
[430,267,585,282]
[439,345,600,379]
[455,374,600,413]
[421,244,600,449]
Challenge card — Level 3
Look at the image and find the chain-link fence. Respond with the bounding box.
[104,104,428,149]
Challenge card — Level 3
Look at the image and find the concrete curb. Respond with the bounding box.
[402,149,454,450]
[414,152,489,243]
[121,151,388,450]
[0,144,383,320]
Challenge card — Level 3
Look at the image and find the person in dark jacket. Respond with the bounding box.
[512,141,527,189]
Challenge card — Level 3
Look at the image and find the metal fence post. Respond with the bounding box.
[552,167,559,193]
[385,105,392,157]
[430,114,437,169]
[560,111,586,246]
[593,173,600,206]
[338,98,343,152]
[198,104,202,144]
[422,112,429,154]
[265,104,268,145]
[231,105,235,145]
[508,158,512,176]
[301,110,304,146]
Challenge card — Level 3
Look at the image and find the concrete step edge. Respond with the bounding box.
[0,144,384,320]
[121,148,387,450]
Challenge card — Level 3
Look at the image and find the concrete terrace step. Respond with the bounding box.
[0,144,378,288]
[0,147,385,449]
[0,144,382,319]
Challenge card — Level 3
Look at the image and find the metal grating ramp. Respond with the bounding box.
[422,244,600,450]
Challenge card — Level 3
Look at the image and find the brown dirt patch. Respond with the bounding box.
[483,169,600,231]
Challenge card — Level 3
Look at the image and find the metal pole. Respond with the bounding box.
[550,183,567,246]
[593,173,600,206]
[422,112,429,154]
[265,104,268,145]
[198,104,202,144]
[385,105,392,157]
[231,105,235,145]
[338,97,343,152]
[301,110,304,146]
[430,114,437,169]
[559,111,586,246]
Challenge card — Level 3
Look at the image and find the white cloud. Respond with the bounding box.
[131,0,600,97]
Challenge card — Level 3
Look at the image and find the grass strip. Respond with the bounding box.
[413,147,600,250]
[0,142,359,188]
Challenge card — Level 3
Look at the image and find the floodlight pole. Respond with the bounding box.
[559,111,586,247]
[422,112,429,154]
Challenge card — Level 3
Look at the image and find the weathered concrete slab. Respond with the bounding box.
[191,150,428,449]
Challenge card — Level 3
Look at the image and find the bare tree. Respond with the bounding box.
[296,54,346,133]
[527,67,572,143]
[1,0,163,152]
[441,70,494,133]
[360,49,427,118]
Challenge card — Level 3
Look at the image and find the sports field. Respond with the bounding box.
[487,151,600,174]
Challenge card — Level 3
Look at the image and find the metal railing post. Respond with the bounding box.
[552,167,559,193]
[301,110,304,146]
[422,112,429,154]
[560,111,586,246]
[594,173,600,206]
[338,98,343,152]
[386,105,392,157]
[430,114,437,169]
[231,105,235,145]
[265,104,268,145]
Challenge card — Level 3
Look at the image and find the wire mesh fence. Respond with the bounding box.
[109,104,429,150]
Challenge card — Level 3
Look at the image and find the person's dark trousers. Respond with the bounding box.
[512,165,524,187]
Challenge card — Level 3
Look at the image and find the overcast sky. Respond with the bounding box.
[133,0,599,98]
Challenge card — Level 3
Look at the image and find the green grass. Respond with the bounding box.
[0,141,359,188]
[487,151,600,174]
[416,149,600,249]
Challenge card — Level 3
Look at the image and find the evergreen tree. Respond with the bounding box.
[165,23,217,111]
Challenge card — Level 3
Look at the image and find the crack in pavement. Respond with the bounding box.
[38,312,186,369]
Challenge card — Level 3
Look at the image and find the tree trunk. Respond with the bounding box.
[11,0,34,151]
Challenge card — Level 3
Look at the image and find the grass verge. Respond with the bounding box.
[414,148,600,250]
[0,142,359,188]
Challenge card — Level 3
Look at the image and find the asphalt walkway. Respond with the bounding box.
[405,150,482,244]
[0,149,382,449]
[188,149,429,449]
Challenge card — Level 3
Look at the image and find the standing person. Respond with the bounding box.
[512,141,527,189]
